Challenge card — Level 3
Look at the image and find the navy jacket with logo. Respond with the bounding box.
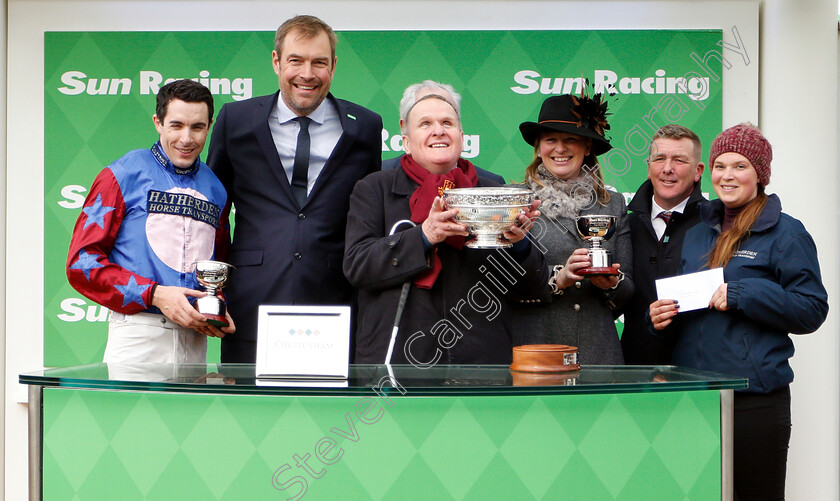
[661,194,828,393]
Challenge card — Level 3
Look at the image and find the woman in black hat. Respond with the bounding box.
[509,94,633,364]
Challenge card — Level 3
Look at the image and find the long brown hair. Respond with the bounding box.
[707,187,768,268]
[523,136,611,205]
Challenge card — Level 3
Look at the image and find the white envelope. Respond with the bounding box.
[655,268,724,312]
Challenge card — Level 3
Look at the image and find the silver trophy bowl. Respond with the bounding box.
[443,187,534,249]
[193,260,234,326]
[574,215,618,275]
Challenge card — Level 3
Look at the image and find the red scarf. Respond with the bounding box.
[400,155,479,288]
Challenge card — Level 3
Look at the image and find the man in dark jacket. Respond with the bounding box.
[207,15,382,362]
[622,124,706,364]
[344,82,546,365]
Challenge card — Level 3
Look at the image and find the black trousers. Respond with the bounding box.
[734,385,791,501]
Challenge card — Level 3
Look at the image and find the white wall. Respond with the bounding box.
[4,1,836,499]
[759,1,840,499]
[0,0,7,497]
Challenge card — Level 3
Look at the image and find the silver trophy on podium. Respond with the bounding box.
[193,260,234,326]
[574,215,619,276]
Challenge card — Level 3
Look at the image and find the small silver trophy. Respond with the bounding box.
[194,260,234,327]
[574,215,619,276]
[442,187,534,249]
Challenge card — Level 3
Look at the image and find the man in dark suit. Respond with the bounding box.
[207,15,382,362]
[622,124,706,364]
[381,80,506,184]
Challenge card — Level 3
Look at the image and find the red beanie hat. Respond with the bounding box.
[709,122,772,186]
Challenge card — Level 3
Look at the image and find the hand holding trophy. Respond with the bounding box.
[193,260,234,327]
[442,187,535,248]
[574,215,619,276]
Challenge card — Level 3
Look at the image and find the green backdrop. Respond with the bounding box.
[45,30,722,366]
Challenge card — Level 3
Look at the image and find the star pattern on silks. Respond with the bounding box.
[68,249,104,280]
[82,193,115,230]
[114,276,150,309]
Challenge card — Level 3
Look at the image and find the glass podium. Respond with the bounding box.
[22,364,746,500]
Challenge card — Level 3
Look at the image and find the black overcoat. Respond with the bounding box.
[344,168,549,365]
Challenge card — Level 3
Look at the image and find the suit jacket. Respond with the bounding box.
[621,180,705,364]
[382,154,507,184]
[207,92,382,362]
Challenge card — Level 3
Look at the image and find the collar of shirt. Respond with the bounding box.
[275,94,329,126]
[150,141,198,176]
[650,195,690,241]
[269,94,342,197]
[651,195,689,220]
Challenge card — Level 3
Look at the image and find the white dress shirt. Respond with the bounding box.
[650,196,689,241]
[269,95,343,196]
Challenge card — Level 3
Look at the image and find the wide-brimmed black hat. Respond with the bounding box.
[519,94,612,156]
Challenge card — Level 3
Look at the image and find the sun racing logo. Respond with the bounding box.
[58,70,253,101]
[510,69,711,101]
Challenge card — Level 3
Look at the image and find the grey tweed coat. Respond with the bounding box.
[508,192,634,364]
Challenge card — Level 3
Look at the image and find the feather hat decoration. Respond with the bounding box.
[519,82,613,155]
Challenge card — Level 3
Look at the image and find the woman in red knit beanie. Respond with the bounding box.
[650,123,828,500]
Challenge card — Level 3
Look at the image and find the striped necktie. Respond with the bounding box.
[657,211,673,243]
